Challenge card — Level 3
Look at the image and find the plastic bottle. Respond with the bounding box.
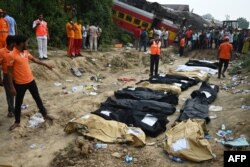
[124,155,133,163]
[94,143,108,149]
[169,155,183,163]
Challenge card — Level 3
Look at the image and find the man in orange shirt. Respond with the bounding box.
[33,14,49,60]
[150,36,161,76]
[0,35,15,117]
[217,36,233,79]
[74,18,82,56]
[66,18,75,57]
[0,9,9,48]
[8,35,54,130]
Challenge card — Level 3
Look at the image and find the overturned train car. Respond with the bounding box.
[112,0,179,44]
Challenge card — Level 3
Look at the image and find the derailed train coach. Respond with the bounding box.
[112,0,180,44]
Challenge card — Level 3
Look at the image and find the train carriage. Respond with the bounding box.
[112,0,179,44]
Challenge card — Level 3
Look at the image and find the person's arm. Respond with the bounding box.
[7,66,16,96]
[32,20,40,29]
[31,57,53,70]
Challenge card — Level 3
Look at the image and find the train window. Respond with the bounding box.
[118,12,125,19]
[142,22,149,28]
[125,15,132,22]
[134,18,141,25]
[112,9,117,16]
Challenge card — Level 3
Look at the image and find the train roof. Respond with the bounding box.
[113,0,178,28]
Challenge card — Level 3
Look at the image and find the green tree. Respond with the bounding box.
[237,17,249,29]
[0,0,69,48]
[66,0,114,45]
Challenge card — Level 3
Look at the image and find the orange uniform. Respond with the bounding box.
[0,47,11,74]
[8,48,34,84]
[74,23,82,39]
[150,41,161,55]
[66,22,75,38]
[0,18,9,48]
[180,38,185,47]
[219,42,233,60]
[34,20,48,37]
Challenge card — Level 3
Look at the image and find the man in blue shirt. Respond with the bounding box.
[4,11,17,35]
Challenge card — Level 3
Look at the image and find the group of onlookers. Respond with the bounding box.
[133,26,169,52]
[66,19,102,58]
[179,27,250,54]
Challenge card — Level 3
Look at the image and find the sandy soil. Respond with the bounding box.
[0,47,249,167]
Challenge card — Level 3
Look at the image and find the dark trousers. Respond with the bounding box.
[179,46,184,56]
[14,80,47,123]
[3,74,14,113]
[150,55,160,76]
[139,40,147,52]
[218,58,229,78]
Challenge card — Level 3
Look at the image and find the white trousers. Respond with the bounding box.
[37,36,48,58]
[89,36,97,51]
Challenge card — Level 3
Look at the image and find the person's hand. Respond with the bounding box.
[10,88,16,96]
[45,64,54,70]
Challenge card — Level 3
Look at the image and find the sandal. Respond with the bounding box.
[9,123,20,131]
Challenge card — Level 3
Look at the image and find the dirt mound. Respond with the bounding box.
[188,49,217,60]
[51,137,154,167]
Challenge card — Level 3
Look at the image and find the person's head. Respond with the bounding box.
[0,9,4,18]
[6,35,16,49]
[15,35,28,51]
[39,14,43,21]
[68,18,73,24]
[224,36,229,42]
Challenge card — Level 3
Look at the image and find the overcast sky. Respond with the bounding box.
[147,0,250,22]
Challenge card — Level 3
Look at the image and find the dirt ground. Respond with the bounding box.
[0,47,249,167]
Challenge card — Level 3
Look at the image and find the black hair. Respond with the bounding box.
[6,35,16,45]
[15,35,28,45]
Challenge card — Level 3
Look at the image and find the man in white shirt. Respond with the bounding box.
[32,14,49,60]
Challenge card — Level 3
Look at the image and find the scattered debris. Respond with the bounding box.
[72,86,84,93]
[112,152,123,159]
[21,104,29,110]
[54,82,62,87]
[241,105,250,110]
[27,113,45,128]
[71,68,82,77]
[168,155,183,163]
[209,105,223,112]
[94,143,108,149]
[124,155,133,163]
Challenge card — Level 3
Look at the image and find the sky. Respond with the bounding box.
[147,0,250,22]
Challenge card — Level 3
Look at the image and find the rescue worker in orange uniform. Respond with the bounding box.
[149,35,161,76]
[217,36,233,79]
[66,18,75,57]
[0,9,9,49]
[179,35,185,57]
